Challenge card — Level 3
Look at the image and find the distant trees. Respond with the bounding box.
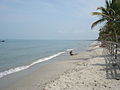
[91,0,120,42]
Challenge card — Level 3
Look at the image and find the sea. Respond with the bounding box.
[0,40,93,79]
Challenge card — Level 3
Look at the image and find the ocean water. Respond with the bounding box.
[0,40,92,78]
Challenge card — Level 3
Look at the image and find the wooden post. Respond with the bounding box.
[115,44,118,59]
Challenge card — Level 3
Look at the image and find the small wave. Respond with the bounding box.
[0,52,65,78]
[66,49,74,52]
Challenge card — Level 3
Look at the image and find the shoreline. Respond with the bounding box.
[2,41,119,90]
[0,41,97,90]
[0,51,65,79]
[1,56,80,90]
[0,40,90,79]
[0,41,92,90]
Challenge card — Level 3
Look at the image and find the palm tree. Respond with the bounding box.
[91,0,114,28]
[91,0,120,42]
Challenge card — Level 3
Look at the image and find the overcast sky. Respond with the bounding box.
[0,0,104,40]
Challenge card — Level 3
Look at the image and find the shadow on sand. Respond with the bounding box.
[93,48,120,80]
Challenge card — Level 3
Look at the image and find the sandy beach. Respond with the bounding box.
[1,41,120,90]
[44,42,120,90]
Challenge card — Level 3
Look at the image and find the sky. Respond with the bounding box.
[0,0,104,40]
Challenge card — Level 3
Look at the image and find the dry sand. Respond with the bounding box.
[1,41,120,90]
[44,42,120,90]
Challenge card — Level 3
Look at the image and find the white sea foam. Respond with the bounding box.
[0,51,65,78]
[66,49,74,52]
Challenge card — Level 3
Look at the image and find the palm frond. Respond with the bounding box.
[108,8,116,15]
[92,12,113,20]
[97,6,108,14]
[91,18,106,29]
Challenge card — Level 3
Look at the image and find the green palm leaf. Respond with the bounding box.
[97,7,108,14]
[92,12,113,20]
[91,18,106,29]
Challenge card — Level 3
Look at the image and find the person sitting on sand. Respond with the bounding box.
[69,50,73,56]
[69,50,77,56]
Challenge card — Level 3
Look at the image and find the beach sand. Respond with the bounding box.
[1,41,120,90]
